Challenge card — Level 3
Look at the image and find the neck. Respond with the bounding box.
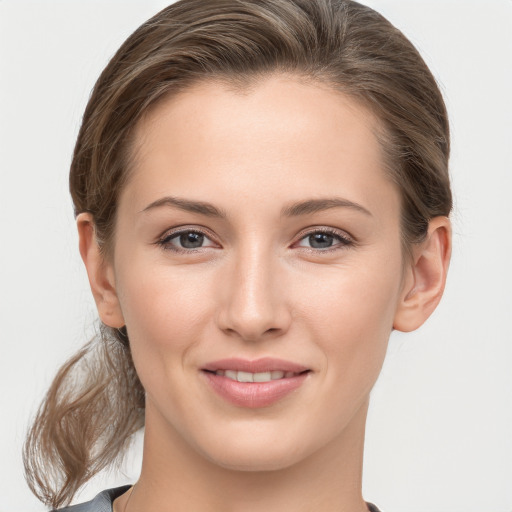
[122,398,370,512]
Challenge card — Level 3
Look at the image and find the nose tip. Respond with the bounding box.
[216,259,291,342]
[222,309,284,342]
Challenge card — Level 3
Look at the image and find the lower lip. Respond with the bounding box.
[202,371,310,408]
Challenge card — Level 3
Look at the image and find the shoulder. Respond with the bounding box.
[53,486,132,512]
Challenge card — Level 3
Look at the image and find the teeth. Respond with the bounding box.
[237,371,254,382]
[253,371,271,382]
[215,369,290,382]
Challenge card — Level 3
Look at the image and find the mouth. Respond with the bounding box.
[201,358,311,408]
[204,369,309,382]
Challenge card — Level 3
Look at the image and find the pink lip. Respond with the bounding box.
[201,358,310,408]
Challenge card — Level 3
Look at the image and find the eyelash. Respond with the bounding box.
[295,227,354,253]
[156,227,354,254]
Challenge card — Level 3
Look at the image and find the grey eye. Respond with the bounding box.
[296,229,352,251]
[308,233,335,249]
[161,229,217,251]
[178,232,205,249]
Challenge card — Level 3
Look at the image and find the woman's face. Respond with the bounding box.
[109,75,408,470]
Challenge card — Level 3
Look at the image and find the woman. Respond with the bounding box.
[23,0,452,511]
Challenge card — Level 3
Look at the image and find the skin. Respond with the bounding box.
[78,75,451,512]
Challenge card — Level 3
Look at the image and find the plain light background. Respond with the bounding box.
[1,1,511,511]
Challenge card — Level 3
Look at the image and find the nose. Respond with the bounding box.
[216,244,292,342]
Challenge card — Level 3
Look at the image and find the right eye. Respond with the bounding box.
[158,229,217,252]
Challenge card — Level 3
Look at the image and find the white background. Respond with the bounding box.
[0,1,511,511]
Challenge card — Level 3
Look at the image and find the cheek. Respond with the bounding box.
[113,265,219,421]
[115,264,215,363]
[299,258,402,385]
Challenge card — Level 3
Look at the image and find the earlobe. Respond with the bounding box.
[393,216,452,332]
[77,213,125,329]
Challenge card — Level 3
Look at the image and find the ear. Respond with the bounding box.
[393,216,452,332]
[77,213,125,329]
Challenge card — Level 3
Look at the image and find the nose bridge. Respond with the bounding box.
[217,238,290,341]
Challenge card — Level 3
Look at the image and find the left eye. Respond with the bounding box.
[161,230,217,250]
[296,231,351,250]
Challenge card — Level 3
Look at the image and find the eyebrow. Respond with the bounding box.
[281,197,372,217]
[141,196,372,218]
[142,196,228,218]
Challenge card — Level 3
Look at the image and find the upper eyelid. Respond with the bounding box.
[158,225,218,243]
[300,226,350,236]
[294,226,354,243]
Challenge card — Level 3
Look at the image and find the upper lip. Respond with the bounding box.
[202,357,309,374]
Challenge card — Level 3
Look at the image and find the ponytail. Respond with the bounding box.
[23,325,144,508]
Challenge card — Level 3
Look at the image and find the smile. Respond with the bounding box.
[201,358,311,408]
[210,370,302,382]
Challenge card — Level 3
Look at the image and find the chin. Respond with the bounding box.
[191,422,324,473]
[204,445,306,473]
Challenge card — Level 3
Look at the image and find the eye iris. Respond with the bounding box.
[309,233,334,249]
[180,232,204,248]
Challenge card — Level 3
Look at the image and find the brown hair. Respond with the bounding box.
[24,0,452,507]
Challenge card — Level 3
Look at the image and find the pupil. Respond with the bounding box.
[309,233,334,249]
[180,232,204,248]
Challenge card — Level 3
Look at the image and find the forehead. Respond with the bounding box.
[124,74,399,221]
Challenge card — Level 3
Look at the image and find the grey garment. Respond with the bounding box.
[54,486,383,512]
[53,486,131,512]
